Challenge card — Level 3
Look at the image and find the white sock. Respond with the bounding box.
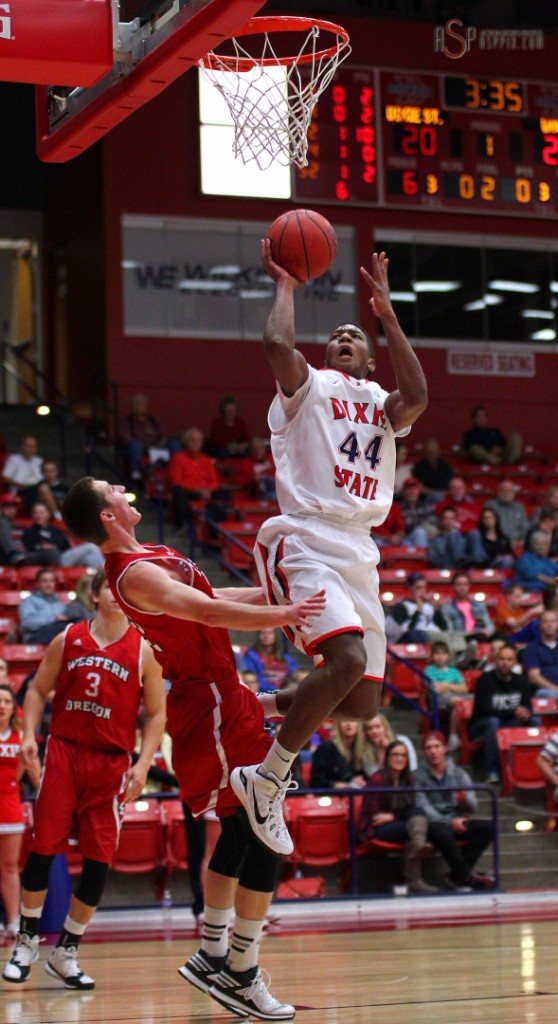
[201,905,233,959]
[21,904,42,919]
[256,692,281,718]
[227,915,265,974]
[259,739,296,781]
[63,914,87,936]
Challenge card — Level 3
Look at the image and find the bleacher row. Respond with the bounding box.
[17,789,501,897]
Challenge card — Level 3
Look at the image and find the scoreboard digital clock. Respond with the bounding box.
[293,67,558,218]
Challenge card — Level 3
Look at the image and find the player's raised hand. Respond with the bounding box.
[287,589,326,626]
[360,251,394,320]
[261,238,303,288]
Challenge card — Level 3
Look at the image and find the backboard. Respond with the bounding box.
[34,0,266,163]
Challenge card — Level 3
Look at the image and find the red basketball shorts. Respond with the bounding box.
[168,680,272,818]
[31,735,129,863]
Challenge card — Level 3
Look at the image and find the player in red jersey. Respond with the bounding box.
[0,685,41,941]
[61,476,326,1020]
[3,570,166,991]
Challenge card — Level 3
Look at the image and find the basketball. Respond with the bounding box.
[266,209,337,282]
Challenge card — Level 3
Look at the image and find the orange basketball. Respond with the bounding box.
[266,209,337,282]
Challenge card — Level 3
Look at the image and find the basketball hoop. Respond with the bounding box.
[198,16,351,170]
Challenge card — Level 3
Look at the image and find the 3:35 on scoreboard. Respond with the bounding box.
[292,66,558,218]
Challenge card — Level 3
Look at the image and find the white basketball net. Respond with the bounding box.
[198,24,351,170]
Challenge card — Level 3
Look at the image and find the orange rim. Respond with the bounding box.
[200,15,350,72]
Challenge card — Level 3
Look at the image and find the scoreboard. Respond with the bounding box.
[293,66,558,218]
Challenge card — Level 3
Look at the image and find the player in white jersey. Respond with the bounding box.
[231,246,428,856]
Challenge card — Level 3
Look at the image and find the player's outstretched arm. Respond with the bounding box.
[20,633,65,770]
[125,644,167,803]
[213,586,267,605]
[121,560,326,630]
[360,251,428,432]
[261,238,308,397]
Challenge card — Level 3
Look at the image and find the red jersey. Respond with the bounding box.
[104,545,238,694]
[49,620,143,754]
[0,727,23,828]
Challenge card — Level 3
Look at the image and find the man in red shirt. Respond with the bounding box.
[168,426,227,531]
[435,475,482,533]
[3,570,166,990]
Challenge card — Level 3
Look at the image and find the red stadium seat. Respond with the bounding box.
[496,727,551,796]
[533,698,558,729]
[1,643,47,674]
[162,799,188,873]
[0,567,19,590]
[507,743,547,792]
[110,798,165,873]
[287,796,350,871]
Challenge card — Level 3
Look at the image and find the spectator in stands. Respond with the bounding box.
[22,502,104,569]
[393,443,414,499]
[168,427,229,532]
[415,732,494,890]
[435,476,481,533]
[310,720,368,790]
[207,396,251,459]
[424,641,468,752]
[37,460,68,516]
[385,571,444,644]
[242,627,298,693]
[361,714,417,774]
[372,499,405,547]
[235,437,276,501]
[510,586,558,644]
[521,610,558,698]
[531,486,558,527]
[428,507,485,569]
[485,479,529,543]
[399,477,438,547]
[469,643,539,784]
[64,572,96,623]
[462,405,522,466]
[524,508,558,559]
[413,438,454,499]
[476,506,515,569]
[438,571,494,641]
[494,582,543,636]
[2,435,57,516]
[358,741,438,894]
[0,494,58,567]
[121,393,172,483]
[514,531,558,593]
[18,567,69,644]
[240,670,260,695]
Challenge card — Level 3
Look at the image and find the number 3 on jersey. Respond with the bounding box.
[339,431,383,470]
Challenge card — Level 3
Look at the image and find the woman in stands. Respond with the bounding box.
[476,506,514,569]
[310,720,368,790]
[0,684,40,939]
[242,627,298,693]
[358,740,438,894]
[361,713,417,775]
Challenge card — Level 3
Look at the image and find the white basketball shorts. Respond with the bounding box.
[254,513,386,682]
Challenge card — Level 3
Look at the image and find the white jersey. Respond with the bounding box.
[268,365,404,528]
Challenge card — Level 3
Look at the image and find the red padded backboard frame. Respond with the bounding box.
[35,0,265,163]
[0,0,113,87]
